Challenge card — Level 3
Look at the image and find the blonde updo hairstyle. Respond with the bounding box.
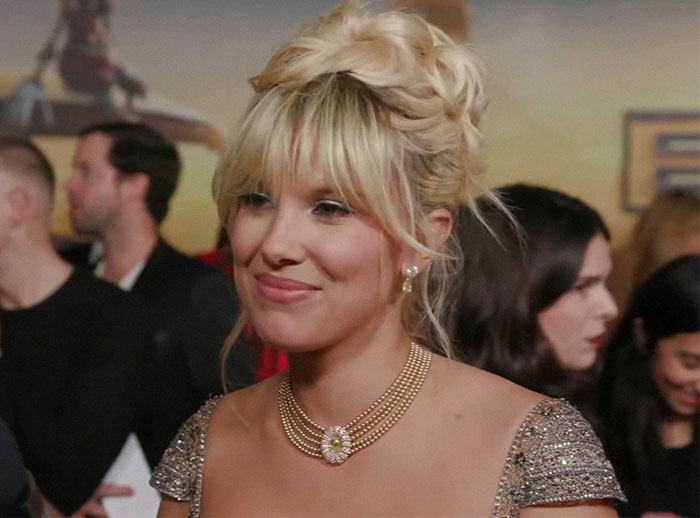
[214,1,486,384]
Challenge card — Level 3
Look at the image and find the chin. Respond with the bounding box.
[252,321,315,352]
[561,353,598,372]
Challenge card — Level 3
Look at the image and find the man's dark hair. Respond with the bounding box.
[0,135,55,197]
[80,122,180,223]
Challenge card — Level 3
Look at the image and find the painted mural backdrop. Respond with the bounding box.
[1,0,698,252]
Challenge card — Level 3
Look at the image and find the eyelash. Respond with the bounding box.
[239,192,272,208]
[312,200,353,218]
[573,282,594,292]
[238,193,353,218]
[680,356,700,369]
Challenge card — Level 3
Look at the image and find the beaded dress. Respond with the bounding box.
[150,397,625,517]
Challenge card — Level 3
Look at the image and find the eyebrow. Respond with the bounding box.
[574,275,604,284]
[576,265,613,283]
[308,186,342,198]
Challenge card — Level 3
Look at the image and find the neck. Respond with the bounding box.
[287,315,414,426]
[0,234,73,310]
[659,415,694,448]
[100,213,158,284]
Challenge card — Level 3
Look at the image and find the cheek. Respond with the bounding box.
[658,360,696,387]
[322,232,399,308]
[317,232,388,287]
[652,356,690,402]
[538,295,586,344]
[318,235,370,272]
[230,213,261,265]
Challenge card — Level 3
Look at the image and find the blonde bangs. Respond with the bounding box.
[213,90,290,227]
[215,73,423,253]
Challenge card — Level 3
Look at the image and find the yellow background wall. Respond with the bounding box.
[1,1,698,253]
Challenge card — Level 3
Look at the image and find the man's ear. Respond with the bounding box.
[120,172,150,202]
[7,186,33,224]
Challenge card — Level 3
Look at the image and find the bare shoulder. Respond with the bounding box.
[158,495,190,518]
[426,354,545,436]
[210,372,284,434]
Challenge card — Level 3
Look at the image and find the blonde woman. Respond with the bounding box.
[150,3,625,516]
[609,189,700,317]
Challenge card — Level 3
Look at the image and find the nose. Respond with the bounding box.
[260,206,306,267]
[599,285,619,322]
[64,173,79,195]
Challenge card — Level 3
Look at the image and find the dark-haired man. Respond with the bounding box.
[64,123,253,432]
[0,136,160,515]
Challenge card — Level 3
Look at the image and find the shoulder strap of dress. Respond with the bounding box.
[149,396,222,518]
[491,398,625,518]
[187,396,221,518]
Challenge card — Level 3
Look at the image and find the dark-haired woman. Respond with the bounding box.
[597,255,699,518]
[452,184,618,413]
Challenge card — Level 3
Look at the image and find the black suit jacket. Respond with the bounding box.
[57,240,92,266]
[133,239,253,393]
[63,239,254,459]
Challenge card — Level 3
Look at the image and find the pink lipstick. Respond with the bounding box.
[255,273,319,303]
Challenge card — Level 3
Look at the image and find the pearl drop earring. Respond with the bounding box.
[402,265,419,294]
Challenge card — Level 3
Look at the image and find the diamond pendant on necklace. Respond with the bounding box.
[321,426,352,464]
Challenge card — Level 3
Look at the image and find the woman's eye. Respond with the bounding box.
[239,192,272,208]
[572,279,597,293]
[679,355,700,369]
[312,200,353,218]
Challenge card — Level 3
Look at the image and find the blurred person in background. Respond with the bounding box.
[608,189,700,317]
[0,413,29,517]
[0,135,160,515]
[64,122,254,423]
[452,184,618,416]
[597,255,699,518]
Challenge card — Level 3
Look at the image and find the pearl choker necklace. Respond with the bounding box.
[278,343,431,464]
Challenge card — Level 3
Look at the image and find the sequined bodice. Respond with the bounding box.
[150,397,624,517]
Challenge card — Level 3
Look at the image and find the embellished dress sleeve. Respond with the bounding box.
[491,398,626,518]
[149,397,221,517]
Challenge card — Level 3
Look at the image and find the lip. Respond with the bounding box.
[255,273,320,303]
[678,392,700,408]
[585,334,607,347]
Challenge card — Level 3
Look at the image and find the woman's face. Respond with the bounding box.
[651,332,700,417]
[230,167,403,351]
[537,233,618,370]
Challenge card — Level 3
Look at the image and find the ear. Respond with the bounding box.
[7,186,33,223]
[424,208,453,251]
[120,172,150,202]
[404,208,453,273]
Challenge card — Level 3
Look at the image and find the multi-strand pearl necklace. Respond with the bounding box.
[278,342,432,465]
